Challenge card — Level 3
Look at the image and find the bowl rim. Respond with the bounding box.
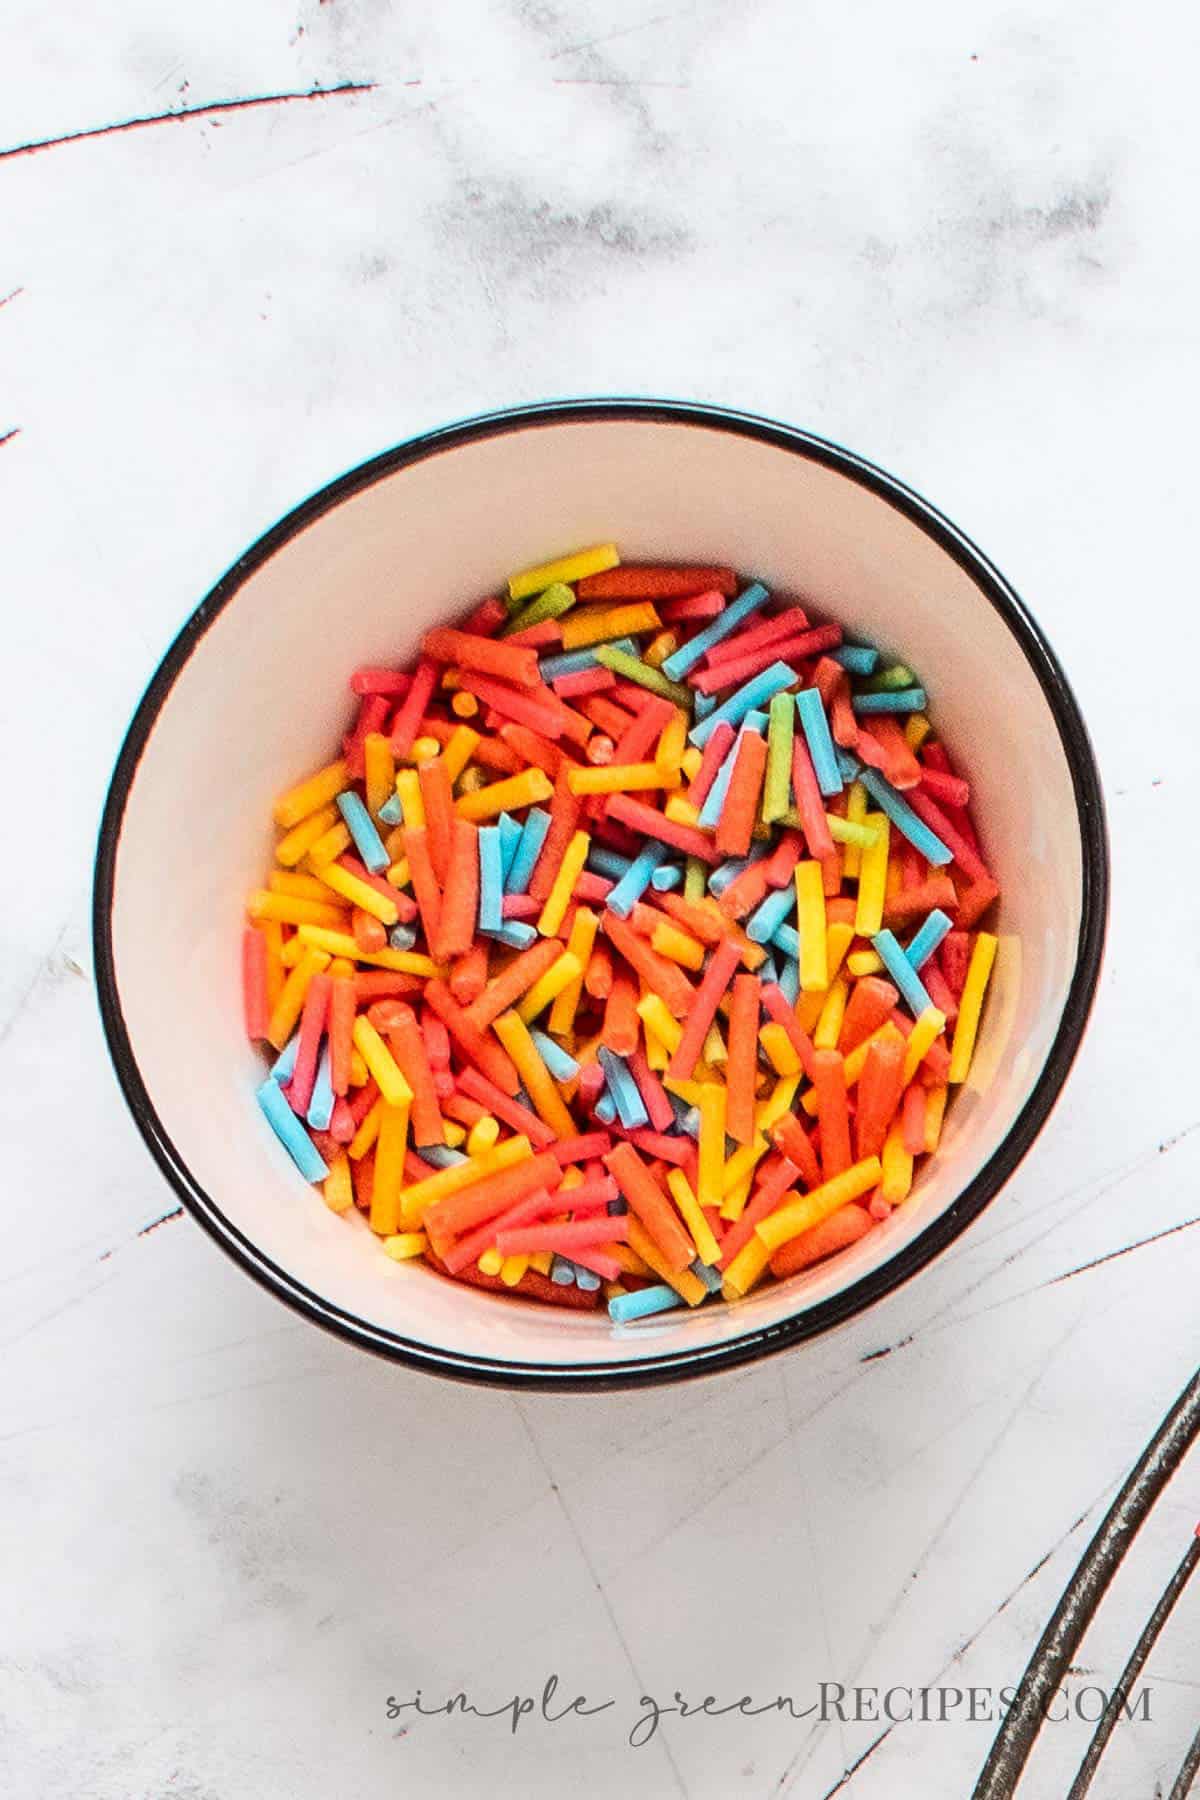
[92,397,1110,1390]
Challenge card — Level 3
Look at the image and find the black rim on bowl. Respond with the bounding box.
[92,398,1110,1390]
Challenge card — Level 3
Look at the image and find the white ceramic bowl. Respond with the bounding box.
[94,400,1108,1388]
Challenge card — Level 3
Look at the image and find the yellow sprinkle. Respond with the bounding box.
[280,934,305,969]
[638,993,683,1056]
[444,1120,466,1148]
[813,975,849,1051]
[548,908,599,1036]
[644,630,678,669]
[348,1048,369,1088]
[508,542,619,601]
[702,1020,727,1066]
[352,1017,415,1109]
[456,767,555,822]
[500,1254,530,1287]
[493,1011,576,1138]
[902,1007,947,1085]
[847,948,885,978]
[650,920,705,971]
[759,1021,801,1077]
[322,1152,354,1214]
[328,956,357,981]
[905,713,932,751]
[466,1115,500,1157]
[948,932,998,1083]
[313,860,399,926]
[755,1156,883,1253]
[681,745,703,781]
[296,926,438,976]
[721,1235,774,1299]
[516,950,584,1024]
[266,947,330,1049]
[269,869,340,904]
[665,1167,721,1265]
[382,1231,428,1261]
[755,1073,800,1132]
[276,805,339,868]
[529,1251,554,1276]
[854,811,890,938]
[880,1118,914,1205]
[399,1136,533,1230]
[385,858,412,890]
[247,889,347,931]
[348,1097,382,1159]
[451,691,479,718]
[696,1083,726,1210]
[441,725,481,786]
[364,733,396,819]
[273,759,347,830]
[537,829,591,937]
[477,1247,504,1276]
[794,861,828,993]
[567,761,679,796]
[560,602,660,651]
[826,814,880,849]
[720,1173,754,1224]
[394,770,425,830]
[371,1098,411,1235]
[305,821,352,867]
[842,780,868,880]
[410,736,441,763]
[664,794,702,828]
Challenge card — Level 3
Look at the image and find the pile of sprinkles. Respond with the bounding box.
[243,544,1001,1323]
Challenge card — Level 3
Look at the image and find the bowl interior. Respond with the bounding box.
[103,411,1090,1378]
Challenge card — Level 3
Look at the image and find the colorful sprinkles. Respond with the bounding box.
[242,546,1002,1321]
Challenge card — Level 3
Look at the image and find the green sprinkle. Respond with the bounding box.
[683,855,706,901]
[502,581,576,636]
[593,645,692,707]
[863,662,917,693]
[762,688,795,823]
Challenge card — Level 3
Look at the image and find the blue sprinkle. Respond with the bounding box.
[778,958,800,1004]
[573,1265,602,1292]
[872,928,934,1017]
[306,1044,335,1131]
[795,687,842,797]
[479,826,504,931]
[708,840,769,895]
[377,792,402,826]
[650,862,683,891]
[852,689,928,714]
[497,812,523,886]
[484,921,537,950]
[388,923,417,951]
[757,950,780,984]
[857,768,952,866]
[540,636,638,682]
[698,740,740,829]
[588,845,633,881]
[676,1104,702,1141]
[693,692,718,720]
[836,747,862,784]
[831,643,879,675]
[661,582,769,680]
[747,885,795,944]
[594,1090,617,1125]
[419,1144,469,1170]
[606,1196,629,1215]
[597,1048,649,1129]
[607,840,669,918]
[689,661,797,748]
[531,1029,579,1083]
[773,922,801,960]
[692,1259,723,1292]
[337,791,389,874]
[271,1035,299,1083]
[905,908,953,971]
[256,1079,328,1182]
[550,1255,576,1286]
[608,1283,683,1323]
[506,807,551,894]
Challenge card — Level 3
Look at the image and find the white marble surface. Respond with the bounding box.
[2,3,1198,1795]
